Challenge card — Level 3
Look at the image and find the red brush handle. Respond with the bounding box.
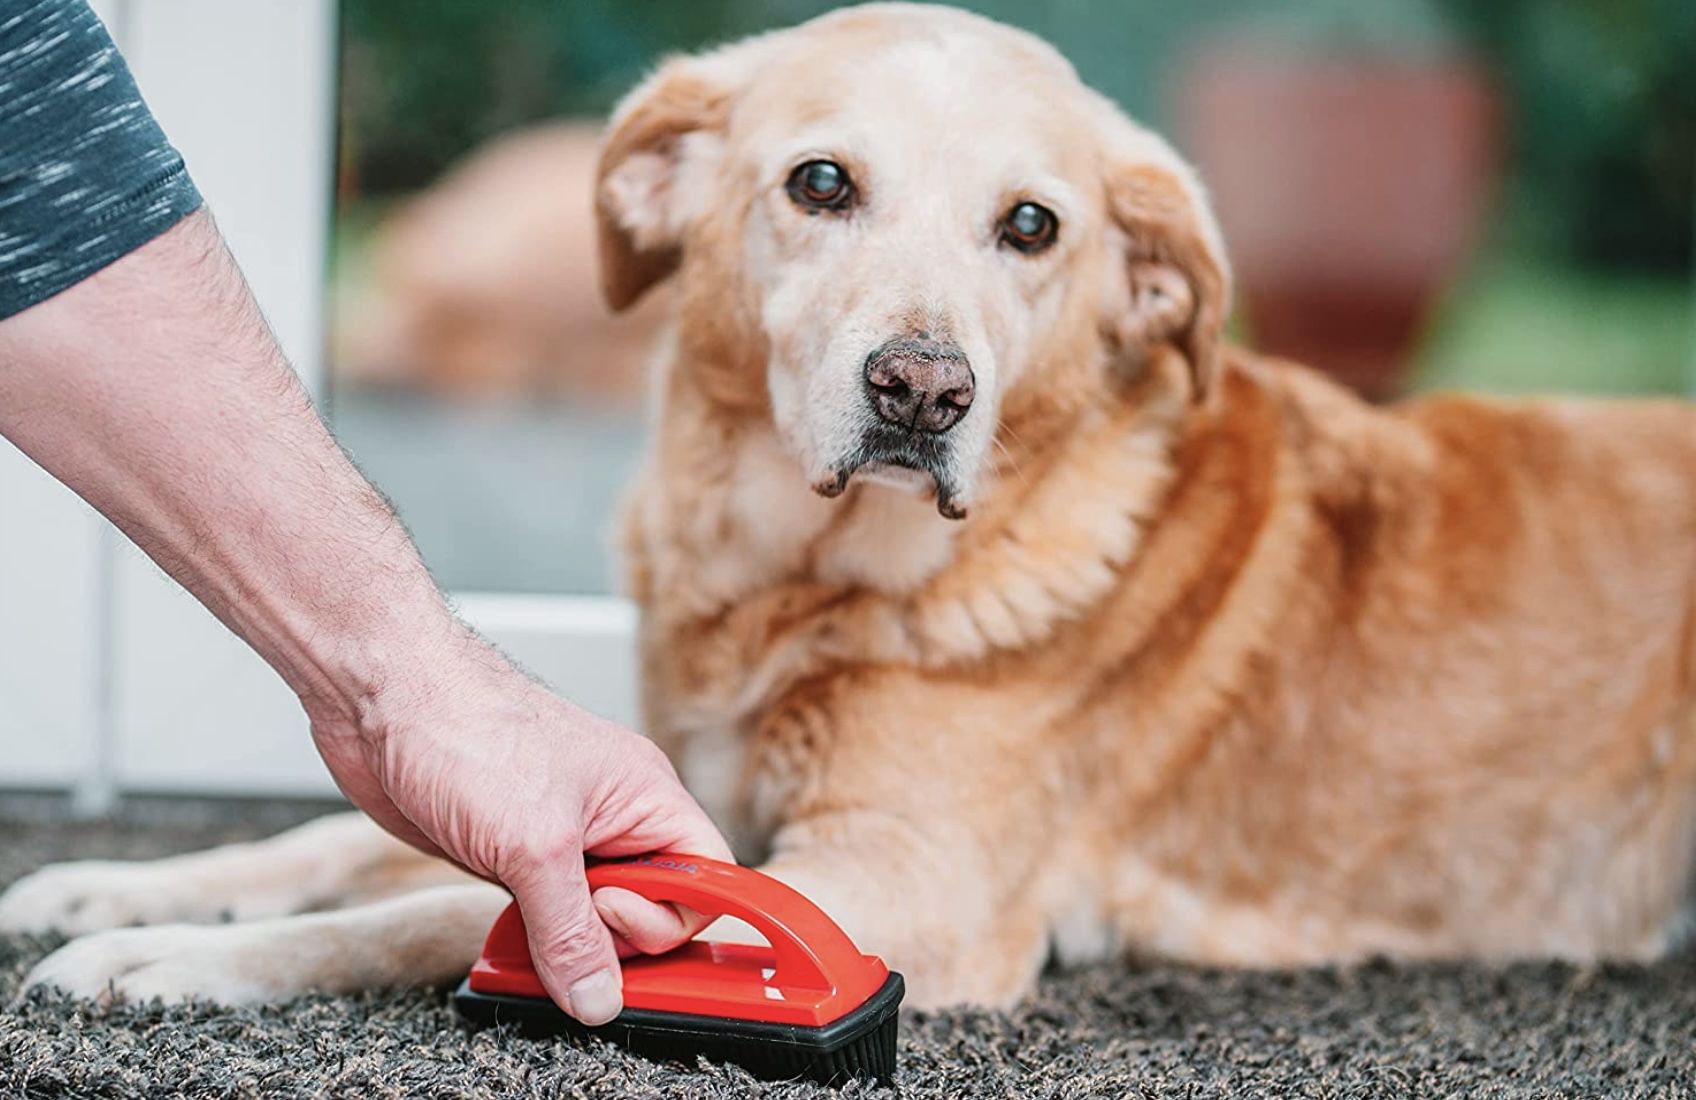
[468,852,889,1025]
[588,854,849,991]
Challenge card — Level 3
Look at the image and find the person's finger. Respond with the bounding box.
[584,803,726,953]
[609,929,641,959]
[580,733,737,861]
[584,782,738,868]
[593,886,712,955]
[669,800,738,866]
[582,779,735,954]
[508,862,624,1025]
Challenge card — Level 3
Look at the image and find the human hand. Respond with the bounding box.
[307,626,733,1026]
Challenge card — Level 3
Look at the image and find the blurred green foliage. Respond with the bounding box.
[1413,256,1693,393]
[339,0,745,189]
[341,0,1693,274]
[1438,0,1695,273]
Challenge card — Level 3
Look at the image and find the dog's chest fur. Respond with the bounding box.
[629,361,1696,972]
[629,380,1195,868]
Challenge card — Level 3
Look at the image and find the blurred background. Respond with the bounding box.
[329,0,1696,595]
[0,0,1689,821]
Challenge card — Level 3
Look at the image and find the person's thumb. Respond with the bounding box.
[509,864,623,1025]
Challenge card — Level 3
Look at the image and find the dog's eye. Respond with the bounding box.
[786,159,854,212]
[1000,201,1058,253]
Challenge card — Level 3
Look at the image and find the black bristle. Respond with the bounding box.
[454,971,904,1086]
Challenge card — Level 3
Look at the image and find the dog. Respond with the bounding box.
[8,2,1696,1011]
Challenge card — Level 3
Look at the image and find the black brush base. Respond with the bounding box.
[453,970,903,1085]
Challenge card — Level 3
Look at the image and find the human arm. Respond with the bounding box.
[0,206,731,1025]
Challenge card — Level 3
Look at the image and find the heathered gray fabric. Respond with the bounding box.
[4,797,1696,1098]
[0,0,202,320]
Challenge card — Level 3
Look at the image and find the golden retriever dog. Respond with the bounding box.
[7,3,1696,1011]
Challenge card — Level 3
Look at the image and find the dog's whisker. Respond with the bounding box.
[991,435,1029,485]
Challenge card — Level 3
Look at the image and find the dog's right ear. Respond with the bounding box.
[596,49,753,312]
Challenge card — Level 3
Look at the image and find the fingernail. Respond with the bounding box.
[568,969,622,1026]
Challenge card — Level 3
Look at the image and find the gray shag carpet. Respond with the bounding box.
[3,796,1695,1098]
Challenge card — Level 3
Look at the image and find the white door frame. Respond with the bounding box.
[0,0,640,805]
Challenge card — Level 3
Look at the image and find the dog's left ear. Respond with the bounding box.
[1097,104,1232,400]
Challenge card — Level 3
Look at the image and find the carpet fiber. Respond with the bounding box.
[3,797,1694,1098]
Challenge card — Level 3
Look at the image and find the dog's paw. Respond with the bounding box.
[22,923,289,1006]
[0,857,239,935]
[0,861,208,937]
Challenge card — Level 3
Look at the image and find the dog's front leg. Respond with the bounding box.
[738,814,1052,1010]
[0,811,465,937]
[23,882,508,1006]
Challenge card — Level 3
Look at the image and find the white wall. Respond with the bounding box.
[0,446,103,788]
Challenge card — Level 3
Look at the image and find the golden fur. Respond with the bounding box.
[604,4,1696,1005]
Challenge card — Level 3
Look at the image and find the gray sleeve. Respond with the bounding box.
[0,0,204,321]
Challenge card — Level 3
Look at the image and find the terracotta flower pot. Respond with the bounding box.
[1178,43,1499,398]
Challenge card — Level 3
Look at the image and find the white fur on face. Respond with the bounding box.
[600,4,1223,532]
[730,36,1091,517]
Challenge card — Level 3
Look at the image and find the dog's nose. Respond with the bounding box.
[864,338,975,433]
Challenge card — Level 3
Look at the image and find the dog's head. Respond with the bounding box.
[596,3,1229,519]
